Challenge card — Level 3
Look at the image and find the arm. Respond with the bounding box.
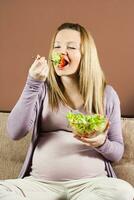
[7,75,45,140]
[95,86,124,162]
[7,55,49,140]
[73,86,124,162]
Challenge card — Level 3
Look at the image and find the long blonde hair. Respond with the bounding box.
[47,22,107,114]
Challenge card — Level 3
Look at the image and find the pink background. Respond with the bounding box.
[0,0,134,116]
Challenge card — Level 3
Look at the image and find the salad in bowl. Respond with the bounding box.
[66,112,109,138]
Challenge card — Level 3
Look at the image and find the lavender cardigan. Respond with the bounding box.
[7,75,124,178]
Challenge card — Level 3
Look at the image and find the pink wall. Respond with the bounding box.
[0,0,134,116]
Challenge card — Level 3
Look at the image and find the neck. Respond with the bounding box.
[60,75,84,110]
[61,75,79,95]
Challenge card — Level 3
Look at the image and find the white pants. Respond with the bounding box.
[0,176,134,200]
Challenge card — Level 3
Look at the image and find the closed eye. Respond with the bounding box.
[54,47,60,49]
[67,47,76,49]
[53,46,77,49]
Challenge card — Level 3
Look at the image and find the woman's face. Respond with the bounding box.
[52,29,81,76]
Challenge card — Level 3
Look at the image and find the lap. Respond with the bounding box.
[0,176,134,200]
[0,177,66,200]
[69,177,134,200]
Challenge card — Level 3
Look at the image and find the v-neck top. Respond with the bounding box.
[30,90,107,180]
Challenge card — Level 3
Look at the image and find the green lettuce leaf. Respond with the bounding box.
[51,52,61,65]
[66,112,108,136]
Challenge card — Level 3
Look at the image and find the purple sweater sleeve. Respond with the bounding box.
[95,86,124,162]
[7,75,44,140]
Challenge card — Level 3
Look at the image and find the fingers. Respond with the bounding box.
[39,56,46,64]
[73,133,107,148]
[29,54,49,81]
[40,63,49,77]
[74,135,95,147]
[36,54,41,60]
[33,56,46,68]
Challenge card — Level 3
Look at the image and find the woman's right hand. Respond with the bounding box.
[29,54,49,81]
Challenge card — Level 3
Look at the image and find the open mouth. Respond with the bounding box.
[58,56,69,69]
[51,52,70,69]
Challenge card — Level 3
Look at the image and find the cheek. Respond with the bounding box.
[70,52,81,64]
[74,54,81,64]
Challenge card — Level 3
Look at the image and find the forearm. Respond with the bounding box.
[95,137,124,162]
[96,86,124,162]
[7,75,44,140]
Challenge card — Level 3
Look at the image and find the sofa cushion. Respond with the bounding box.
[0,112,31,179]
[112,118,134,186]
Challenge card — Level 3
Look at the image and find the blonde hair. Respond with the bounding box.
[47,22,106,114]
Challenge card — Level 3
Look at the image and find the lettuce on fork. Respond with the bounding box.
[51,52,61,66]
[51,52,69,68]
[66,112,109,137]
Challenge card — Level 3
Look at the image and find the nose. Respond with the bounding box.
[59,46,68,55]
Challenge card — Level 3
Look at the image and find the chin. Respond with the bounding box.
[55,71,70,77]
[55,66,78,77]
[55,70,77,77]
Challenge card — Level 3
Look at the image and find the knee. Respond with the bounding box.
[0,182,10,199]
[0,181,9,192]
[116,179,134,200]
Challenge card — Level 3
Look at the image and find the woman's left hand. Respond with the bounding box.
[74,131,108,148]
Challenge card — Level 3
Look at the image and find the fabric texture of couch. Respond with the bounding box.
[0,112,134,187]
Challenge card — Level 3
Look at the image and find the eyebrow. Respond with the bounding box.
[54,41,79,45]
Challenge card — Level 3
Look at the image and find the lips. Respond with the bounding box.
[58,54,70,69]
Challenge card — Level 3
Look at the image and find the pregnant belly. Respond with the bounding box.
[30,131,107,181]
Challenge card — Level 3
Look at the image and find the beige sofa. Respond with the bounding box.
[0,112,134,187]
